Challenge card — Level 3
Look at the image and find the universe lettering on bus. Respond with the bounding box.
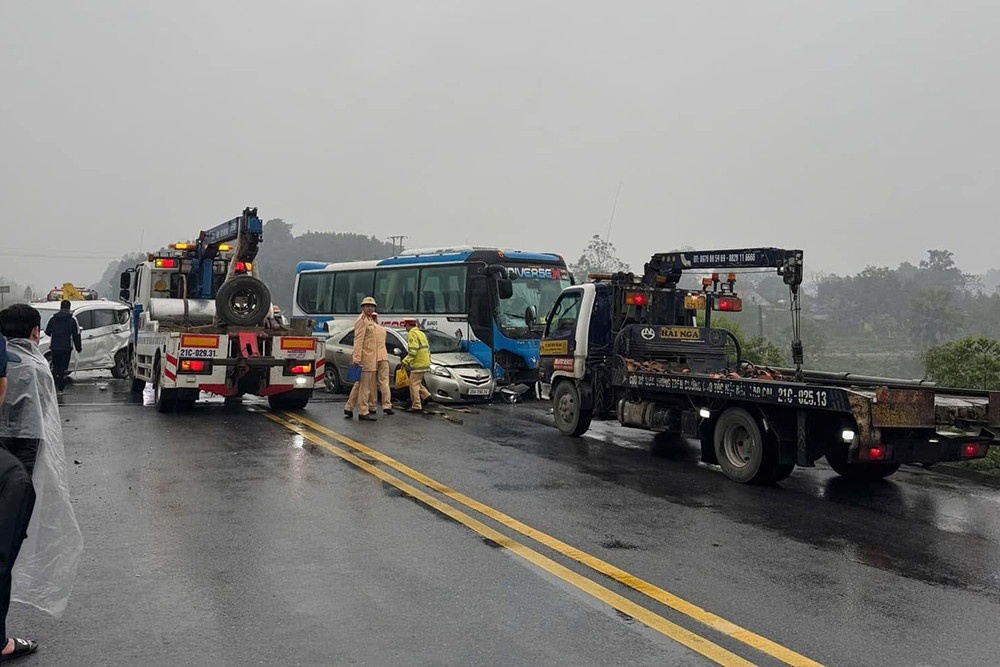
[506,266,565,280]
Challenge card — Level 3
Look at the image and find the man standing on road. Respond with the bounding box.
[0,304,84,661]
[368,314,394,416]
[42,301,81,394]
[343,296,379,421]
[402,319,431,412]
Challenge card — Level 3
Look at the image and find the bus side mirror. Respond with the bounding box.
[525,305,537,326]
[497,279,513,299]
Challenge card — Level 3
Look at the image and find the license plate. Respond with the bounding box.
[179,348,217,358]
[467,387,491,396]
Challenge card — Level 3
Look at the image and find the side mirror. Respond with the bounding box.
[497,278,513,300]
[119,289,130,302]
[393,347,404,357]
[525,305,537,326]
[119,271,132,290]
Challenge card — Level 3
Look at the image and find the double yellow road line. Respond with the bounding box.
[267,411,824,667]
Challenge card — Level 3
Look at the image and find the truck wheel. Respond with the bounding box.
[826,444,901,480]
[268,389,311,411]
[713,407,778,484]
[553,381,592,437]
[153,360,176,413]
[215,275,271,327]
[111,348,131,379]
[323,366,343,394]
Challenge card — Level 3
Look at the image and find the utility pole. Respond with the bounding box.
[387,235,407,256]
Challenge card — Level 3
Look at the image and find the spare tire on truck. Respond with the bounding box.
[215,275,271,326]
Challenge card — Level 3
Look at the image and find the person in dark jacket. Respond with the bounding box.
[42,301,81,393]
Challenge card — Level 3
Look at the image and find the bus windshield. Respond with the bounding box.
[497,273,573,339]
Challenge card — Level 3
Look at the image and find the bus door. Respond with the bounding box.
[466,274,494,369]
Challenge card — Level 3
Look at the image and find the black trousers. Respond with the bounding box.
[0,447,36,650]
[50,350,72,391]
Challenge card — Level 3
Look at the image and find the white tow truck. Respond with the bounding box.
[119,207,324,412]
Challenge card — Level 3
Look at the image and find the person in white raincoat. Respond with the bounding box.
[0,304,83,624]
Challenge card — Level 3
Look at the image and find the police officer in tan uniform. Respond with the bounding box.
[369,313,394,415]
[344,296,379,421]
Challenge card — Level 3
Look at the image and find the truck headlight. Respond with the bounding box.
[429,364,451,378]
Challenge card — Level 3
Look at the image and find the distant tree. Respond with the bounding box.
[704,315,787,366]
[93,253,147,299]
[742,337,788,367]
[908,288,964,347]
[924,337,1000,389]
[569,234,629,281]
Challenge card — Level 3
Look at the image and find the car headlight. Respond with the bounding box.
[429,364,452,378]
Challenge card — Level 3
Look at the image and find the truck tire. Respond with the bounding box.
[268,389,311,411]
[553,381,592,437]
[713,407,779,484]
[153,359,176,413]
[215,275,271,327]
[826,444,901,480]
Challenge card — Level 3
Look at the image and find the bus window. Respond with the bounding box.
[419,265,467,314]
[333,271,374,312]
[296,272,335,314]
[374,268,419,314]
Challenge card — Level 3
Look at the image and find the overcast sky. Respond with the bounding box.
[2,1,998,291]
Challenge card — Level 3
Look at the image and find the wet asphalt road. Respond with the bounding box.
[9,373,1000,666]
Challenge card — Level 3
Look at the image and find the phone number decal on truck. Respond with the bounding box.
[622,372,848,411]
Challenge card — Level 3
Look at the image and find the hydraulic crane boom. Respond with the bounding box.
[642,247,805,378]
[186,207,263,299]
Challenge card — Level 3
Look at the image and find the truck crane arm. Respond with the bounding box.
[642,247,805,379]
[642,247,803,288]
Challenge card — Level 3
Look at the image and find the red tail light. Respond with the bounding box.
[154,258,178,269]
[289,364,312,374]
[179,359,210,373]
[624,292,648,306]
[962,442,988,458]
[716,296,743,312]
[868,445,886,461]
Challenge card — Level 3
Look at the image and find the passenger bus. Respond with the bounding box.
[292,247,572,383]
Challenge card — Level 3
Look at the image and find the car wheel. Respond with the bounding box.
[324,365,343,394]
[111,348,131,379]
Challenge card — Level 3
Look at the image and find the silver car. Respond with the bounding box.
[322,323,495,403]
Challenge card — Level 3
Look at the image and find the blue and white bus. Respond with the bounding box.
[292,247,573,383]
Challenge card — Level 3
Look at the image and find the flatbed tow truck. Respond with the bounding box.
[539,247,1000,483]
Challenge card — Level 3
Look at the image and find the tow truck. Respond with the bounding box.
[119,207,324,412]
[539,247,1000,483]
[46,283,99,301]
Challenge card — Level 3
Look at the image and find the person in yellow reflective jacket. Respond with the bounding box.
[401,319,431,411]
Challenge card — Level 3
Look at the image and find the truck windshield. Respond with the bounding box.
[497,274,573,339]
